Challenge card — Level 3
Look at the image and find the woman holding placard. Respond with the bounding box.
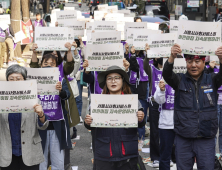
[29,53,72,170]
[84,65,145,170]
[0,64,49,170]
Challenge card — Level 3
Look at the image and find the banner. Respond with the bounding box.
[0,15,10,24]
[94,21,117,32]
[56,10,77,22]
[0,80,37,113]
[133,29,161,50]
[85,43,124,71]
[91,31,121,44]
[90,94,138,128]
[20,19,33,44]
[124,22,147,40]
[170,20,179,33]
[35,27,69,51]
[26,68,60,95]
[177,20,221,56]
[147,33,177,58]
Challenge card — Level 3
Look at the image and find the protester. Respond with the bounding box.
[84,65,145,170]
[127,43,149,151]
[143,44,162,167]
[30,53,72,170]
[162,44,222,169]
[0,64,49,170]
[134,16,142,22]
[0,26,6,69]
[0,4,5,14]
[154,80,175,169]
[6,6,10,14]
[38,3,43,17]
[4,24,15,64]
[33,13,46,30]
[34,0,37,13]
[59,2,64,10]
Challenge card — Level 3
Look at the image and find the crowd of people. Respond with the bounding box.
[1,6,222,170]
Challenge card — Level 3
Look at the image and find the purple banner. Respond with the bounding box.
[38,95,64,121]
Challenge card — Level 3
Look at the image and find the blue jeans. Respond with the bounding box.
[40,130,65,170]
[159,129,175,170]
[217,104,222,153]
[138,99,149,140]
[76,80,83,116]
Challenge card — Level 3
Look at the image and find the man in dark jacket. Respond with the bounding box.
[163,44,222,170]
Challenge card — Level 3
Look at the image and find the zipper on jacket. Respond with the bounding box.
[195,82,200,137]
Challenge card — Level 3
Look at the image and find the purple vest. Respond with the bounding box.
[0,27,5,38]
[151,64,162,96]
[58,62,73,82]
[38,95,64,121]
[78,49,84,71]
[35,19,44,27]
[129,57,148,84]
[94,71,103,94]
[149,59,154,65]
[162,84,175,110]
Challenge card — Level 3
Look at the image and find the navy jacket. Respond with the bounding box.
[163,60,222,138]
[39,79,72,151]
[84,100,145,162]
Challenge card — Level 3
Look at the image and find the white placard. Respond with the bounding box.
[51,9,60,14]
[26,68,60,95]
[178,20,221,56]
[0,15,10,24]
[170,20,179,33]
[59,20,85,38]
[90,94,138,128]
[163,58,187,74]
[126,28,137,46]
[86,43,124,71]
[94,21,117,32]
[14,30,26,43]
[35,27,69,51]
[148,33,177,58]
[87,33,92,44]
[133,29,161,50]
[98,4,108,11]
[56,10,77,22]
[187,0,199,7]
[107,5,118,13]
[210,55,220,65]
[64,7,75,10]
[147,22,159,30]
[0,80,37,113]
[86,22,94,34]
[125,22,147,40]
[0,22,9,30]
[94,11,107,21]
[105,13,124,21]
[91,31,121,44]
[117,17,134,40]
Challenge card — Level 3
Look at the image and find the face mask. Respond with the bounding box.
[157,58,163,65]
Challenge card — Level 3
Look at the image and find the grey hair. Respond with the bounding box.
[6,64,27,81]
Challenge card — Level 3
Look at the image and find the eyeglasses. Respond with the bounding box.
[106,76,122,83]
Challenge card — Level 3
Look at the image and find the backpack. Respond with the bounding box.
[215,156,222,170]
[137,155,146,170]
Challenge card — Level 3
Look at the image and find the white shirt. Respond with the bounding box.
[154,86,174,129]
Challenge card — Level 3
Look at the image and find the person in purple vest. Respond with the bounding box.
[127,43,149,151]
[82,58,130,94]
[32,13,46,31]
[143,43,162,167]
[154,80,175,169]
[84,65,145,170]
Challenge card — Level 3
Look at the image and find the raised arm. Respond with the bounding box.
[162,44,182,90]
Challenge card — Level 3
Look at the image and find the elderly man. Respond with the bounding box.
[162,44,222,170]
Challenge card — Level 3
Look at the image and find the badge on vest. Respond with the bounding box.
[204,89,213,93]
[201,85,212,89]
